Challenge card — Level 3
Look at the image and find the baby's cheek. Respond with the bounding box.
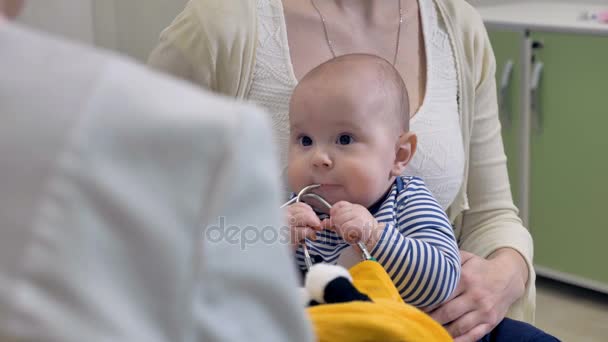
[346,169,376,202]
[287,161,307,191]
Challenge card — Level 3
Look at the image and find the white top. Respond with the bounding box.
[478,2,608,35]
[249,0,464,210]
[0,23,312,342]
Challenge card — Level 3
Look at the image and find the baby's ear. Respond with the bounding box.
[391,132,417,177]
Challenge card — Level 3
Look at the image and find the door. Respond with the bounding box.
[529,31,608,287]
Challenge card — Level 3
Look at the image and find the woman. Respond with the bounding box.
[148,0,538,340]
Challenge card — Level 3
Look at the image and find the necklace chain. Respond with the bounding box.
[310,0,403,66]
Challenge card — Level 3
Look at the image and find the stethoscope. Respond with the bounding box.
[281,184,374,270]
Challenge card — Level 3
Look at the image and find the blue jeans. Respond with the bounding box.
[479,318,560,342]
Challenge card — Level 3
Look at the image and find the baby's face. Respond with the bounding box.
[288,85,400,208]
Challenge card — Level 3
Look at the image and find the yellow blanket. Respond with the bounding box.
[307,261,453,342]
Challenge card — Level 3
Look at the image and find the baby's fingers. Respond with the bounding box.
[288,204,322,229]
[291,214,322,231]
[330,201,351,214]
[292,226,318,244]
[336,220,365,244]
[321,218,333,230]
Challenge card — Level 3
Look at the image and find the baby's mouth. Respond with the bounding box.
[313,184,341,195]
[310,185,342,205]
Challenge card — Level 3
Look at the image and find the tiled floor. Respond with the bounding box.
[535,277,608,341]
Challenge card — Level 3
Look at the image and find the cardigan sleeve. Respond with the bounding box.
[147,0,257,98]
[455,8,536,323]
[148,0,214,90]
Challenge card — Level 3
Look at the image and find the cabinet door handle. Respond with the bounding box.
[530,61,544,134]
[498,60,514,128]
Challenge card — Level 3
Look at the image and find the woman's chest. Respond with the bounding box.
[283,0,426,114]
[248,0,464,209]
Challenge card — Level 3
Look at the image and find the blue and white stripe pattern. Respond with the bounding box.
[295,176,461,307]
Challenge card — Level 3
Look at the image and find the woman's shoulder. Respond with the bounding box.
[157,0,256,50]
[181,0,256,29]
[433,0,487,37]
[153,0,258,95]
[433,0,495,81]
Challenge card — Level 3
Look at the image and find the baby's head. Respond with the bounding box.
[288,54,417,208]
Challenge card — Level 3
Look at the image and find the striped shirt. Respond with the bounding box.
[295,176,461,307]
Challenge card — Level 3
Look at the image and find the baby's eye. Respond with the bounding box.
[337,134,354,145]
[299,135,313,146]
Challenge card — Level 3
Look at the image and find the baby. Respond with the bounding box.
[285,54,460,307]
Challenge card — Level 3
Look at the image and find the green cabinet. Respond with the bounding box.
[488,29,608,291]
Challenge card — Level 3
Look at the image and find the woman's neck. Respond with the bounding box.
[333,0,377,17]
[332,0,410,22]
[339,1,388,23]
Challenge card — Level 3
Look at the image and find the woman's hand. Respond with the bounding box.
[323,201,383,250]
[425,249,528,342]
[285,202,322,251]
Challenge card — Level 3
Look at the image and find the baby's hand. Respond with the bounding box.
[285,202,323,251]
[323,201,383,249]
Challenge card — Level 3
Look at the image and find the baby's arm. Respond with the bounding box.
[370,177,461,307]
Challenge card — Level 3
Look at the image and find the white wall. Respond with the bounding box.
[93,0,188,62]
[18,0,95,44]
[17,0,189,62]
[17,0,608,61]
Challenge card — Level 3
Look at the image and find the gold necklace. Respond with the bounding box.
[310,0,403,66]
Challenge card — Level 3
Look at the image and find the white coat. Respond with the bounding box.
[0,23,312,342]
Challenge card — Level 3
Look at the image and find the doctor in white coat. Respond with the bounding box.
[0,1,312,341]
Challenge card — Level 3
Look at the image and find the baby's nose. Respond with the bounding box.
[312,150,333,168]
